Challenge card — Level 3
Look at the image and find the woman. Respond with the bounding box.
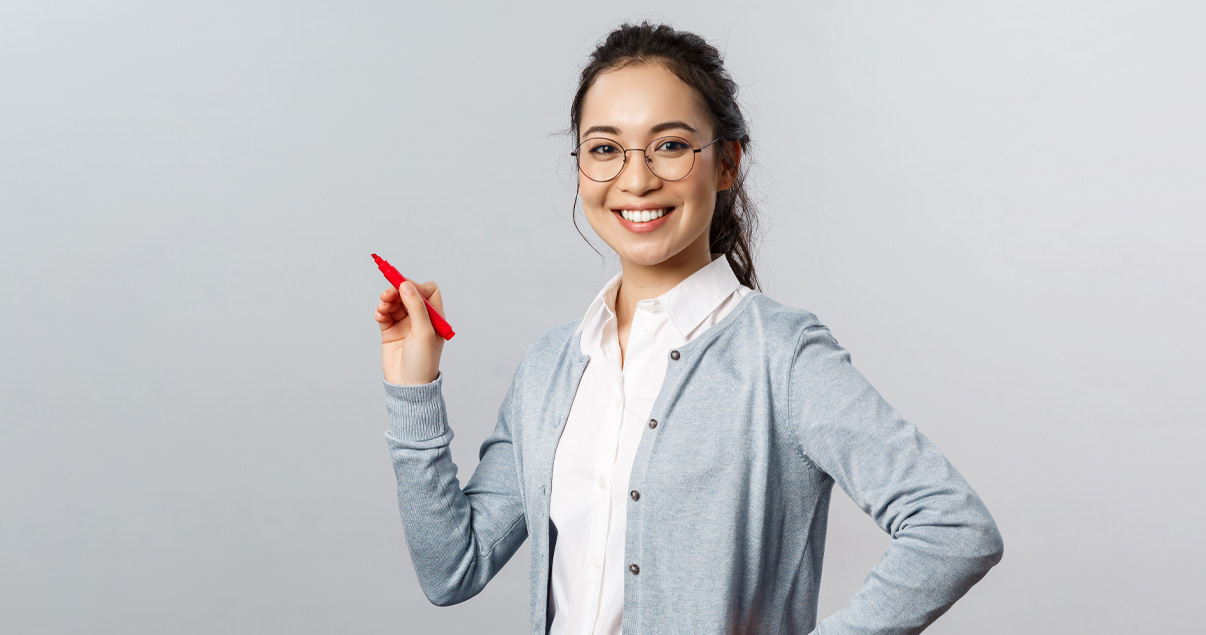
[373,21,1003,634]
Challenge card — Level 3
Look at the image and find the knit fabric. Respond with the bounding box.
[383,290,1004,634]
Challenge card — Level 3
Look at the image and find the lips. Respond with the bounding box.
[614,206,675,232]
[612,206,675,218]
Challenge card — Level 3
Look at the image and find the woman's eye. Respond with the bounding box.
[657,140,688,151]
[590,144,618,155]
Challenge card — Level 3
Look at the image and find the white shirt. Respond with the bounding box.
[547,253,753,635]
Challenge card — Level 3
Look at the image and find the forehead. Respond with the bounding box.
[580,63,709,139]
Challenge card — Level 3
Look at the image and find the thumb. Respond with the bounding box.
[398,281,435,335]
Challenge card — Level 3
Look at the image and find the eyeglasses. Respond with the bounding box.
[571,136,720,182]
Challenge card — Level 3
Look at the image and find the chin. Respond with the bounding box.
[615,244,678,266]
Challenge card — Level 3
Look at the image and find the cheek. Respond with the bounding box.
[578,181,609,211]
[687,194,719,231]
[684,182,717,212]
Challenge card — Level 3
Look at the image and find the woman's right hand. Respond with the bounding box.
[375,280,446,385]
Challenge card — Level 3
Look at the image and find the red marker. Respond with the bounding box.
[373,253,455,341]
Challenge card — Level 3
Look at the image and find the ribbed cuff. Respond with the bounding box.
[382,370,448,441]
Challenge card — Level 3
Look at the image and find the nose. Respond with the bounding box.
[615,149,661,194]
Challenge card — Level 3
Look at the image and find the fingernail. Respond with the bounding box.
[401,282,415,295]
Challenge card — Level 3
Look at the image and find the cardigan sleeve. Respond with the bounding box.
[383,357,529,607]
[788,323,1004,635]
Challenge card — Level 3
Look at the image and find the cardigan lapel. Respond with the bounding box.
[523,327,591,635]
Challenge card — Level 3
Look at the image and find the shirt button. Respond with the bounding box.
[669,350,680,360]
[629,563,640,575]
[593,556,602,569]
[614,397,622,409]
[630,490,640,501]
[642,326,652,336]
[648,419,658,429]
[598,478,607,489]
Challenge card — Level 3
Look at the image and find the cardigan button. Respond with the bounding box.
[629,563,640,575]
[669,350,680,360]
[630,490,640,501]
[648,419,657,429]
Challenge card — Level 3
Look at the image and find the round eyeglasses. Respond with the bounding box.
[571,136,721,182]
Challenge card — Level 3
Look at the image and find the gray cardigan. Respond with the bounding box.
[383,290,1004,634]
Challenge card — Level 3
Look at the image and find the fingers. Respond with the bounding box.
[376,300,408,323]
[418,281,444,316]
[376,281,443,326]
[402,280,444,318]
[380,281,436,301]
[396,280,435,335]
[376,286,406,326]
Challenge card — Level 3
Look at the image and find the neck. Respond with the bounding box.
[614,245,716,328]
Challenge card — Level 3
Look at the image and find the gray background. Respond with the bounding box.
[2,1,1202,633]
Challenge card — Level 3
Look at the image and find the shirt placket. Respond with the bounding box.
[593,304,660,635]
[576,318,627,635]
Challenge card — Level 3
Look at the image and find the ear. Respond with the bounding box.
[716,141,742,192]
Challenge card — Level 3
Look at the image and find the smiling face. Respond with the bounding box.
[577,62,737,272]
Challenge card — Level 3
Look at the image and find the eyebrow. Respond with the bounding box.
[581,121,699,139]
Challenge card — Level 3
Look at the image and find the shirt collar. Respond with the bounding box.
[573,253,743,339]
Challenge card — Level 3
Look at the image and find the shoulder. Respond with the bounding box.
[742,292,834,346]
[741,293,852,380]
[698,292,840,376]
[743,294,853,383]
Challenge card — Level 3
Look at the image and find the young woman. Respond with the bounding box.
[373,21,1003,635]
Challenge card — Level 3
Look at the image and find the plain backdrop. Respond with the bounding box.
[2,1,1203,633]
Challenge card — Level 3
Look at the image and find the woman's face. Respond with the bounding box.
[577,62,737,270]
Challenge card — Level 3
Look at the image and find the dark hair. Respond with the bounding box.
[567,21,763,291]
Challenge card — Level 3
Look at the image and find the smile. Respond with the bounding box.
[613,207,675,232]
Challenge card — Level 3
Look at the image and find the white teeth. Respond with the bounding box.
[620,208,669,222]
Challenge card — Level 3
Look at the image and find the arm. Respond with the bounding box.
[788,324,1004,634]
[383,358,529,607]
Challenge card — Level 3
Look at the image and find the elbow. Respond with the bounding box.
[423,586,468,608]
[418,576,477,607]
[954,491,1005,570]
[919,516,1003,591]
[971,497,1005,567]
[982,521,1004,568]
[926,497,1004,576]
[414,554,488,607]
[957,513,1004,575]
